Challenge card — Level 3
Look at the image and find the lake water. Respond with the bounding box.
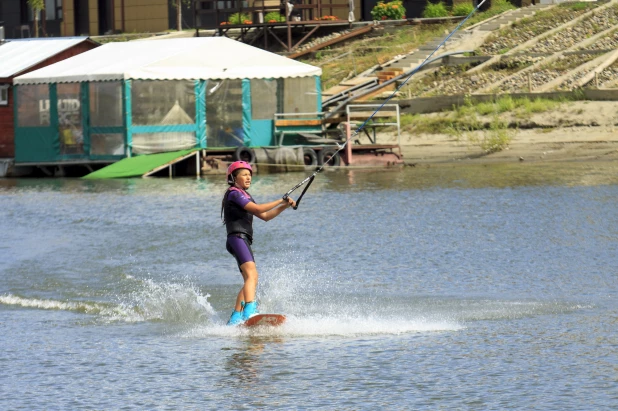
[1,162,617,410]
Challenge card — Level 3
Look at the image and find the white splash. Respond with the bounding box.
[0,293,128,318]
[121,278,216,323]
[0,278,219,325]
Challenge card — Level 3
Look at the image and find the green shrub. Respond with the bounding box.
[452,3,475,16]
[422,2,449,18]
[563,2,592,11]
[264,11,285,22]
[370,0,406,20]
[228,12,251,24]
[481,120,513,153]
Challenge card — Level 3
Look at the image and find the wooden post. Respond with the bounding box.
[345,122,352,165]
[287,2,292,52]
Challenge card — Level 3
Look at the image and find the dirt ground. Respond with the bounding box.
[397,101,618,164]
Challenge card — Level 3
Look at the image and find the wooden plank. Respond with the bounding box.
[286,26,373,59]
[143,151,200,177]
[379,69,404,75]
[340,76,378,86]
[356,84,396,101]
[322,85,352,95]
[348,111,398,118]
[275,119,323,126]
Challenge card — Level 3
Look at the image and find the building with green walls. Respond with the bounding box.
[12,37,322,165]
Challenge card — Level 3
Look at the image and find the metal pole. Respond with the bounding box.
[196,151,200,177]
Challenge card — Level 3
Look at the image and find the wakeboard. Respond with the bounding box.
[243,314,286,327]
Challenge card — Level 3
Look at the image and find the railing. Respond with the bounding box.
[194,0,350,29]
[274,112,326,146]
[346,104,400,145]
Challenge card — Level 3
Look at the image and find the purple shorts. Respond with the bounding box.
[226,234,255,271]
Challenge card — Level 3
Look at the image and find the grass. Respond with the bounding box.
[303,0,520,90]
[304,1,594,153]
[310,24,451,90]
[461,0,516,27]
[397,96,565,152]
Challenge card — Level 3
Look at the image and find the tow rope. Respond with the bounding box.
[283,0,488,209]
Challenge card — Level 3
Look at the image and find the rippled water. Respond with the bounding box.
[1,162,617,410]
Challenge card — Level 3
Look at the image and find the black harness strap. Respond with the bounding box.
[283,174,315,210]
[291,175,315,210]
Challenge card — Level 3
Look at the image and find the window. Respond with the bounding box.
[44,0,63,20]
[250,79,277,120]
[17,84,50,126]
[0,84,9,106]
[282,77,318,114]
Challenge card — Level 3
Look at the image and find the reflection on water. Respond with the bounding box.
[325,162,618,191]
[221,336,285,389]
[2,161,617,194]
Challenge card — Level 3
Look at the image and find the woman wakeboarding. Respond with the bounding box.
[221,160,296,325]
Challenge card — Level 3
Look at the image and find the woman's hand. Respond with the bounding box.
[283,197,296,209]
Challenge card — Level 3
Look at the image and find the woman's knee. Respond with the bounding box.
[240,262,258,281]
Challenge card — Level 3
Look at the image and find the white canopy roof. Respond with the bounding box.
[0,37,94,79]
[14,37,321,85]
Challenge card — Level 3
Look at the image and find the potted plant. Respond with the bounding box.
[370,0,406,21]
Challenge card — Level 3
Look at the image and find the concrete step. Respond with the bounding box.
[389,58,427,68]
[479,22,508,31]
[509,10,534,17]
[472,4,551,31]
[419,41,445,50]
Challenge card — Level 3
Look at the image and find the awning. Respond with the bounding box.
[14,37,322,85]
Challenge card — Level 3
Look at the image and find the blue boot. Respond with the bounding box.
[227,310,243,326]
[242,301,259,321]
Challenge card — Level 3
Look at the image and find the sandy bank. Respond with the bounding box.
[398,101,618,165]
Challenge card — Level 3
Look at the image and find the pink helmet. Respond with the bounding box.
[226,160,252,185]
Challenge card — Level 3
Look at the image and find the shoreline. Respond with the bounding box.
[398,100,618,166]
[400,128,618,165]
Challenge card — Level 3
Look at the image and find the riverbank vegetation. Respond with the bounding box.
[398,96,564,153]
[303,0,516,89]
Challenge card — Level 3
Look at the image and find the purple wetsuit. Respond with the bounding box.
[224,189,255,271]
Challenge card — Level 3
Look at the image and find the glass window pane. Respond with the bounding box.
[57,83,83,155]
[91,133,125,155]
[0,85,8,105]
[206,79,243,147]
[131,80,195,126]
[250,79,277,120]
[17,84,50,127]
[90,81,123,127]
[283,77,317,114]
[45,0,56,19]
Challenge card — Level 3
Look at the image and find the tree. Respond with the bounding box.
[27,0,45,37]
[172,0,192,31]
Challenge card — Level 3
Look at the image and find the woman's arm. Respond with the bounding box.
[245,197,296,221]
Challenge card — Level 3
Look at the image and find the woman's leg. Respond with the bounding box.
[239,261,258,303]
[226,235,257,323]
[234,290,245,312]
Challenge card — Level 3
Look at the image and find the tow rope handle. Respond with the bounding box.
[283,175,315,210]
